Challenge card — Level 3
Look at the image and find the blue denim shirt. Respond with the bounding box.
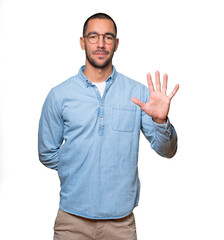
[38,66,177,219]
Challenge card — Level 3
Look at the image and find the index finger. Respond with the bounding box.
[147,73,154,93]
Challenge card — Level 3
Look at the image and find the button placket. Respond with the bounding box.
[91,79,114,136]
[99,101,104,136]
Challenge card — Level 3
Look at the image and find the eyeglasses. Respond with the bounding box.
[83,32,116,45]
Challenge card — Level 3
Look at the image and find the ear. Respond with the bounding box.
[114,38,119,52]
[80,37,85,50]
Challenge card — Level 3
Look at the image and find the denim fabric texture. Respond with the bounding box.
[38,65,177,219]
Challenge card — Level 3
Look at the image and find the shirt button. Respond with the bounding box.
[101,102,103,106]
[100,117,103,120]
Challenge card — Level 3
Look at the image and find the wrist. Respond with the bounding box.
[152,118,167,124]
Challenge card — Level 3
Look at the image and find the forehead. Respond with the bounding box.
[86,19,115,34]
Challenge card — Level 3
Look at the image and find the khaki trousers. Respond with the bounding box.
[54,209,137,240]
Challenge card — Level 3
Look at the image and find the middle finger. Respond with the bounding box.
[155,71,161,92]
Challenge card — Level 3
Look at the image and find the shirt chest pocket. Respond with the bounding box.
[112,104,136,132]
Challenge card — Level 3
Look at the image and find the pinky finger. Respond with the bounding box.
[168,84,179,99]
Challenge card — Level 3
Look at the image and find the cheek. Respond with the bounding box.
[105,45,115,55]
[85,45,93,55]
[111,42,117,52]
[86,45,98,54]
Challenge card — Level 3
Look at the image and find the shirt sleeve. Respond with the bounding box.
[38,88,64,170]
[140,85,178,158]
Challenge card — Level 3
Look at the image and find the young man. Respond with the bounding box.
[38,13,179,240]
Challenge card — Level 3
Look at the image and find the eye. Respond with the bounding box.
[105,35,113,40]
[88,34,98,39]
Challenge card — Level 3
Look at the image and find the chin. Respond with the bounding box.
[90,59,112,69]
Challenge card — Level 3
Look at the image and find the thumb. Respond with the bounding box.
[131,97,145,109]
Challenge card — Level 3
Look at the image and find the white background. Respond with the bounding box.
[0,0,224,239]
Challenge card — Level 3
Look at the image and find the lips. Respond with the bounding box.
[92,50,109,55]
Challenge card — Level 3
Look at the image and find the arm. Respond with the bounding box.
[141,110,178,158]
[131,71,179,158]
[38,88,64,170]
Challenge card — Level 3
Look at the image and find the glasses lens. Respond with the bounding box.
[87,34,99,44]
[104,34,114,44]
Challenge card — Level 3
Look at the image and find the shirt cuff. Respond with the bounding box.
[152,117,172,139]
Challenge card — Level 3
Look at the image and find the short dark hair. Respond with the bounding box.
[83,13,117,37]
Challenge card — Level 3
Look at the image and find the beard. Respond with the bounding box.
[85,45,116,69]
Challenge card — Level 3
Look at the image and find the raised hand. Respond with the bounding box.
[131,71,179,124]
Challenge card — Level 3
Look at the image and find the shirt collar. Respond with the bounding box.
[78,65,117,87]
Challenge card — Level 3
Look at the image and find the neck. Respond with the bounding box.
[83,61,113,83]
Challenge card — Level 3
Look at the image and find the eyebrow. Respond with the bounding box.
[105,32,116,37]
[87,31,98,35]
[86,31,115,37]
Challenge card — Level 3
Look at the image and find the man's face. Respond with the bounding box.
[80,19,119,69]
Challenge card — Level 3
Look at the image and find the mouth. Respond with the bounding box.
[95,53,107,56]
[92,50,109,56]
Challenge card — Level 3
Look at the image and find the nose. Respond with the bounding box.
[97,34,105,48]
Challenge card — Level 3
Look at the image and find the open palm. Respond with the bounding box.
[131,71,179,124]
